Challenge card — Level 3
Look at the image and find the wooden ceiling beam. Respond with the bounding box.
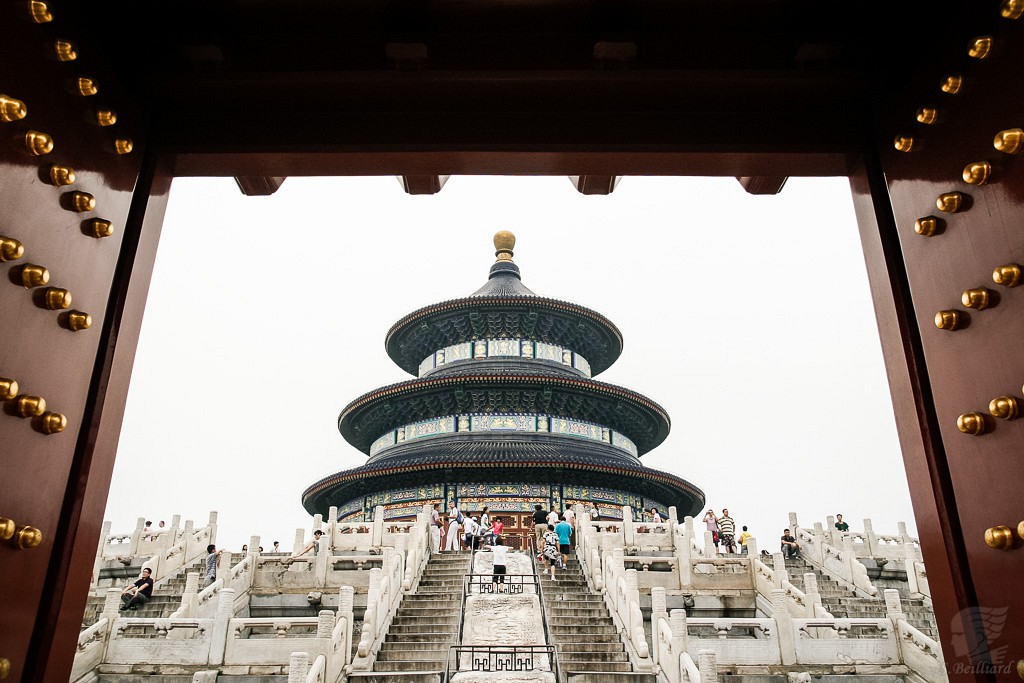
[234,176,287,196]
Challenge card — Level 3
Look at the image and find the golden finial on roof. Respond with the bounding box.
[494,230,516,262]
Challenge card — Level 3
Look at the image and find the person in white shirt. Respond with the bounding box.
[444,513,462,552]
[547,509,559,527]
[651,507,663,523]
[489,538,509,590]
[429,503,443,553]
[463,516,480,550]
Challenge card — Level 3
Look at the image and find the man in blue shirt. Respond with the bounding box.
[555,516,573,568]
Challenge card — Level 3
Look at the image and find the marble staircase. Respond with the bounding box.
[81,556,217,629]
[349,552,472,683]
[539,557,656,683]
[783,557,938,637]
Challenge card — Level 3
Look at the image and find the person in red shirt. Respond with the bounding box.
[491,516,504,545]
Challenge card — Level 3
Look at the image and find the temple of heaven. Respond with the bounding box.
[302,231,704,526]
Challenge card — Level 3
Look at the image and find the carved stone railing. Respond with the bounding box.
[78,587,354,679]
[654,589,946,683]
[597,543,653,672]
[791,522,878,598]
[92,512,217,590]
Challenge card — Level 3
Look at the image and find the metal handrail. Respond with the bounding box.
[446,644,558,680]
[530,537,564,683]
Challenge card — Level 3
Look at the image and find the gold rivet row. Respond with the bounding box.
[958,387,1024,436]
[0,237,94,330]
[0,382,68,436]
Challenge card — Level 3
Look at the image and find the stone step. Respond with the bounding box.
[559,651,629,663]
[377,632,458,643]
[347,673,441,683]
[391,615,460,627]
[560,660,633,672]
[548,624,619,636]
[557,642,627,653]
[565,673,656,683]
[373,660,448,672]
[548,616,616,627]
[376,648,452,662]
[387,623,461,634]
[548,609,613,619]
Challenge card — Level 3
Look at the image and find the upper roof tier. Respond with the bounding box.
[386,231,623,376]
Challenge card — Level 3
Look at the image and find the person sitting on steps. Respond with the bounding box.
[120,567,154,610]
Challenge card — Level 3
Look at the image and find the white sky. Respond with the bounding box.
[104,175,916,551]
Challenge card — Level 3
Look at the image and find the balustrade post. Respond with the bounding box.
[675,526,692,589]
[207,511,218,546]
[841,534,857,581]
[826,515,837,546]
[883,588,904,620]
[93,521,112,590]
[339,585,355,666]
[183,572,200,617]
[293,528,306,555]
[622,505,635,546]
[182,519,195,561]
[169,514,181,544]
[669,608,689,655]
[209,588,235,666]
[697,649,719,683]
[746,537,758,561]
[803,572,821,617]
[863,518,877,556]
[130,517,145,556]
[771,553,788,588]
[288,652,310,683]
[371,505,385,548]
[770,588,796,664]
[101,587,121,619]
[316,609,335,639]
[788,512,799,534]
[668,506,678,541]
[217,547,231,582]
[812,522,826,564]
[328,506,338,549]
[897,521,911,545]
[315,533,330,586]
[651,587,667,666]
[703,530,715,558]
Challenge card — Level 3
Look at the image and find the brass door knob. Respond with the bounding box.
[14,526,42,549]
[990,396,1019,420]
[76,78,97,97]
[67,310,92,331]
[48,165,75,186]
[962,288,992,310]
[963,161,992,185]
[941,74,963,94]
[0,236,24,262]
[20,264,49,288]
[41,287,71,310]
[16,395,45,417]
[935,310,962,331]
[968,36,993,59]
[24,131,54,156]
[96,110,116,127]
[0,95,27,122]
[0,657,9,679]
[994,128,1023,154]
[894,135,915,153]
[957,412,986,435]
[1016,658,1023,680]
[0,518,15,541]
[1019,520,1024,539]
[0,378,17,400]
[914,217,939,236]
[984,525,1017,550]
[993,263,1022,287]
[38,411,66,435]
[67,191,96,213]
[54,39,77,62]
[936,192,963,213]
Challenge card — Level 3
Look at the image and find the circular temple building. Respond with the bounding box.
[302,231,704,530]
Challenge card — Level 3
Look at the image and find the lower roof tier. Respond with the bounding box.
[302,435,704,518]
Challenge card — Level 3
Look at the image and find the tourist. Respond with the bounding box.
[449,503,465,548]
[541,524,563,578]
[444,512,461,552]
[738,526,752,554]
[555,515,573,567]
[429,503,443,553]
[835,514,850,532]
[204,544,222,587]
[480,506,491,532]
[143,520,153,541]
[563,506,576,547]
[491,516,504,546]
[650,507,663,523]
[780,529,800,559]
[546,507,560,529]
[463,515,481,550]
[241,544,248,553]
[703,509,720,548]
[532,504,548,553]
[119,567,155,611]
[718,509,737,554]
[584,502,597,520]
[479,507,493,546]
[272,541,280,553]
[292,529,324,558]
[490,537,508,590]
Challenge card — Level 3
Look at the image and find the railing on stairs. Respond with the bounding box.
[446,645,558,682]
